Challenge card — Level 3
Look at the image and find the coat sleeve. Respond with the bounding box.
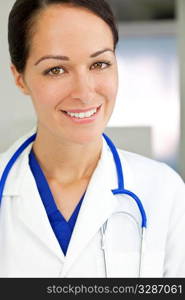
[163,165,185,277]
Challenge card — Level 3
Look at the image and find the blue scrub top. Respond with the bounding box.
[29,149,85,255]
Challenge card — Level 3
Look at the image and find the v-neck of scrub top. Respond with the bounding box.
[29,149,85,256]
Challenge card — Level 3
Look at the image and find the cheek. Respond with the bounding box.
[28,78,69,109]
[97,73,118,105]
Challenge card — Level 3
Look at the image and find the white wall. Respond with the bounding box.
[0,0,36,152]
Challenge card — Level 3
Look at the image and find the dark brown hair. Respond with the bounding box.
[8,0,119,73]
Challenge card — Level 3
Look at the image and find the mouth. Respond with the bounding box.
[60,104,102,124]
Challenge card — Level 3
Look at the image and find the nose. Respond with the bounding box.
[70,72,95,104]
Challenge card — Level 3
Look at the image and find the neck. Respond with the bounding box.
[32,126,103,184]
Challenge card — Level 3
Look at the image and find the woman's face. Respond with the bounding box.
[13,4,118,144]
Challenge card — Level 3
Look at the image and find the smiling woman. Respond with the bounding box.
[1,0,185,278]
[9,1,119,146]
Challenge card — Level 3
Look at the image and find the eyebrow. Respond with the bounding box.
[34,48,114,65]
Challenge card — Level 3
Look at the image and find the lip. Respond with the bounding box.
[60,104,102,124]
[61,105,101,113]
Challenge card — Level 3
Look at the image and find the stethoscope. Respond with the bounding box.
[102,133,147,277]
[0,132,147,277]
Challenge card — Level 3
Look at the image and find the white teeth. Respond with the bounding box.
[67,108,97,118]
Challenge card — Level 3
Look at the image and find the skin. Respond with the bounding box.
[11,4,119,187]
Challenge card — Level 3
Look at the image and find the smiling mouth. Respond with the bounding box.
[61,105,102,119]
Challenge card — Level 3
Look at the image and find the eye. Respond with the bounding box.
[44,66,65,76]
[91,61,112,70]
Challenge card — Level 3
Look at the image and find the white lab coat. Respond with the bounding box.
[0,127,185,278]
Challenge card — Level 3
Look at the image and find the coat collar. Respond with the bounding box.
[1,126,37,196]
[1,127,137,276]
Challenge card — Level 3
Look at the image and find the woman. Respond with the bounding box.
[0,0,185,278]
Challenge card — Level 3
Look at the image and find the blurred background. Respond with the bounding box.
[1,0,185,180]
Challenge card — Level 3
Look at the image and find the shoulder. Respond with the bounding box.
[0,127,37,177]
[118,147,166,171]
[117,147,185,191]
[116,149,185,231]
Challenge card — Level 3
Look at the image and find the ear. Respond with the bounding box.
[10,64,30,95]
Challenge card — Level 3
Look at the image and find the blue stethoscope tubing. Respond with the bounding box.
[102,133,147,229]
[0,132,147,276]
[102,133,147,277]
[0,132,147,227]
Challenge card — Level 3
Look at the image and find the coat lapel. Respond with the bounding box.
[2,132,65,262]
[60,138,120,276]
[18,149,65,262]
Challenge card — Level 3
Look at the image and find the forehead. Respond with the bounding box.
[29,5,114,57]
